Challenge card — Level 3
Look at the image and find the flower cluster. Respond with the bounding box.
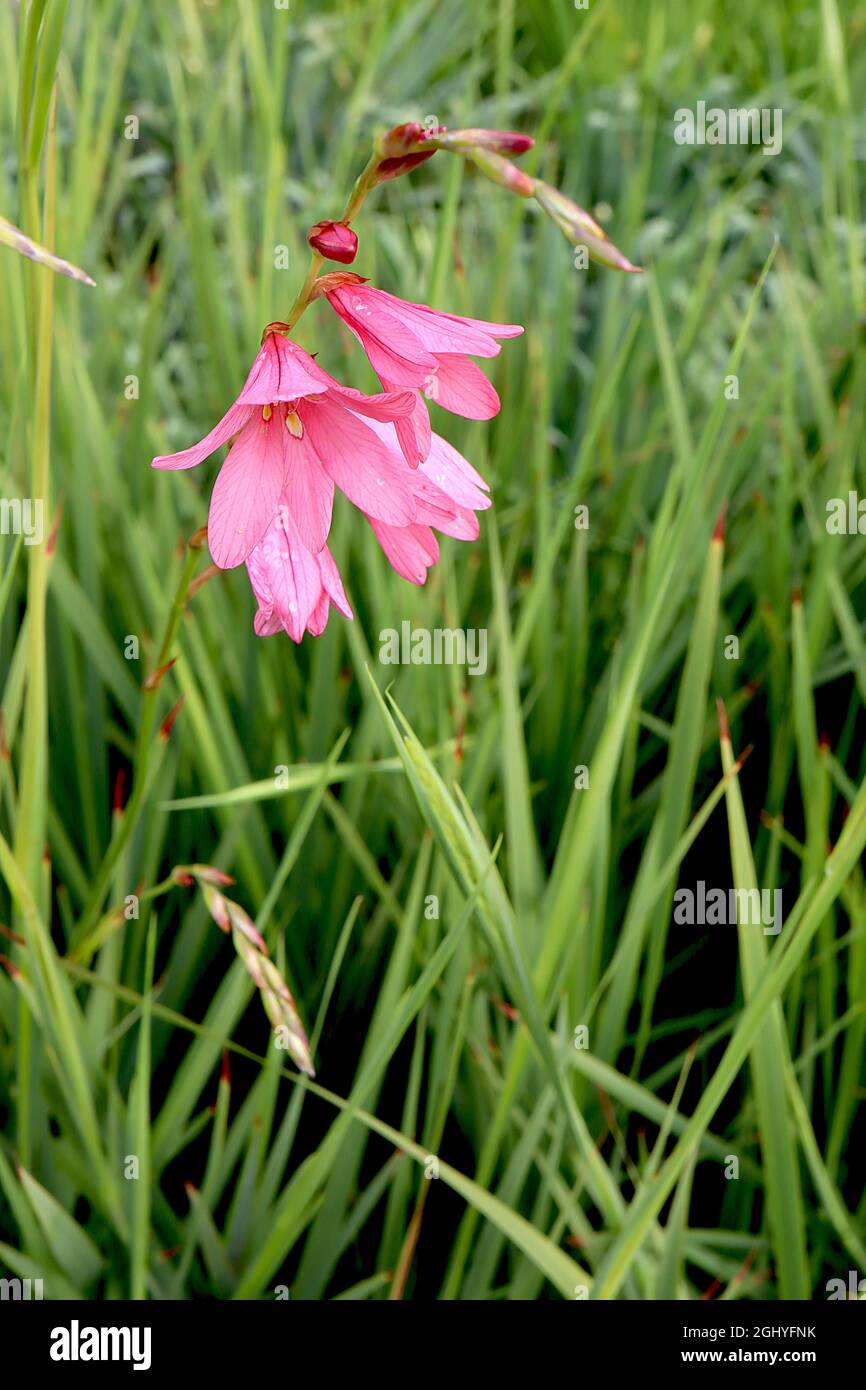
[152,123,638,640]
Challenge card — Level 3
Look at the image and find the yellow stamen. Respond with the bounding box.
[286,409,304,439]
[262,404,273,421]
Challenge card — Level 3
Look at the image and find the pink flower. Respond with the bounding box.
[319,275,523,467]
[152,327,494,639]
[152,330,417,569]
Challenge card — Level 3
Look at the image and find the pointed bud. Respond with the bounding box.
[143,656,177,692]
[189,864,236,887]
[159,694,185,740]
[225,897,268,953]
[533,182,642,273]
[307,220,358,265]
[376,122,441,157]
[371,123,444,185]
[466,148,537,197]
[229,927,315,1075]
[434,128,534,156]
[0,212,96,286]
[201,883,232,933]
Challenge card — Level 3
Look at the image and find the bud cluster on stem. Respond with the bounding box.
[284,119,640,332]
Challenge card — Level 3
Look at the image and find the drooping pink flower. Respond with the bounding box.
[319,274,523,467]
[152,330,417,569]
[151,327,494,639]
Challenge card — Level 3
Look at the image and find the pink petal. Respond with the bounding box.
[424,305,524,339]
[246,510,322,642]
[368,520,440,585]
[327,287,436,386]
[431,504,481,541]
[305,591,332,637]
[323,383,416,421]
[152,403,254,471]
[344,396,429,469]
[423,354,501,419]
[284,434,334,553]
[419,432,491,509]
[254,606,283,637]
[406,471,459,528]
[237,333,330,405]
[316,546,353,619]
[300,399,417,526]
[386,389,432,468]
[365,287,513,357]
[208,413,287,569]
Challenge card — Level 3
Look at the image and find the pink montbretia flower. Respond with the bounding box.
[152,330,495,639]
[321,275,523,469]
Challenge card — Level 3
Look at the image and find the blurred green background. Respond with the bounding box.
[1,0,865,1300]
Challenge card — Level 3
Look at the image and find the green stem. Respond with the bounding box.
[283,152,380,331]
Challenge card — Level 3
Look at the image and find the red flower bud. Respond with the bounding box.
[376,121,443,157]
[375,151,436,182]
[306,220,358,264]
[435,128,534,156]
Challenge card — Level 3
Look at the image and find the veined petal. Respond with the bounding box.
[300,399,417,526]
[383,387,431,468]
[208,412,287,569]
[152,403,254,471]
[284,433,334,553]
[422,305,524,339]
[406,470,459,527]
[327,287,436,386]
[346,393,430,469]
[424,354,501,419]
[316,546,353,619]
[368,519,439,585]
[253,606,283,637]
[237,333,330,405]
[420,432,491,509]
[322,383,416,421]
[366,288,513,357]
[431,504,482,541]
[305,591,332,637]
[246,509,322,642]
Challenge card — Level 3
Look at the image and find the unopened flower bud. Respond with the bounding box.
[376,121,442,157]
[466,148,537,197]
[307,220,358,264]
[375,151,436,182]
[189,864,235,887]
[533,181,642,274]
[434,128,534,156]
[224,897,268,952]
[201,883,232,933]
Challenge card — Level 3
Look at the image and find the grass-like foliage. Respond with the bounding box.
[1,0,864,1300]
